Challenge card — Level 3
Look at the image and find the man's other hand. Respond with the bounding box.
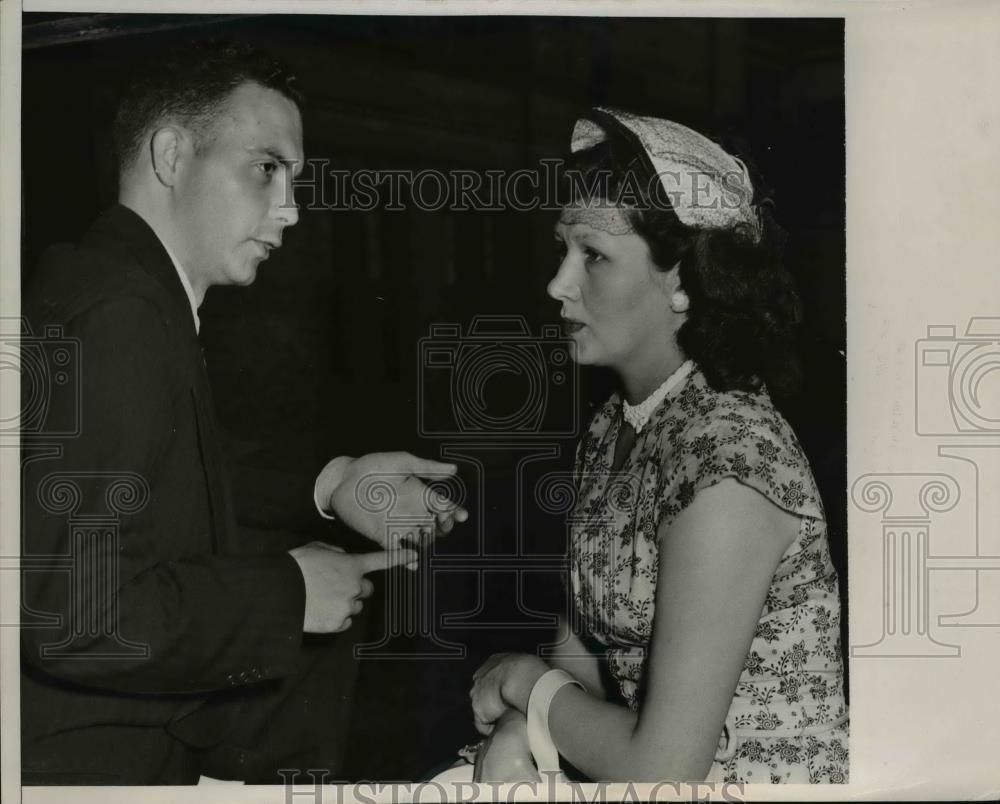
[316,452,469,549]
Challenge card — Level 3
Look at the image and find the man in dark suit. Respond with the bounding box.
[20,41,465,785]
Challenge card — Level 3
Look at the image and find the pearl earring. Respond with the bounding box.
[670,291,690,313]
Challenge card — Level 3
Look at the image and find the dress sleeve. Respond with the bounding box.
[656,402,826,534]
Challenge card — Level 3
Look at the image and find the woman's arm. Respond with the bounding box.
[474,478,798,781]
[547,615,608,699]
[472,618,604,782]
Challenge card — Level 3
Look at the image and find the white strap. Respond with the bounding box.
[526,669,583,775]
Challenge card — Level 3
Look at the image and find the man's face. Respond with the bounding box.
[172,81,304,289]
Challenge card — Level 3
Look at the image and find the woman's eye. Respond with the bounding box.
[583,247,604,264]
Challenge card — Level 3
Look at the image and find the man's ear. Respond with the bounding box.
[148,126,188,188]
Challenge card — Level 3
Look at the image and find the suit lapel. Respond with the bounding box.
[89,205,237,554]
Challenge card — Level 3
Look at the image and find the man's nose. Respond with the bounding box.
[276,201,299,227]
[274,176,299,227]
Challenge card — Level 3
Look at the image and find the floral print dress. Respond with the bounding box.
[568,364,848,784]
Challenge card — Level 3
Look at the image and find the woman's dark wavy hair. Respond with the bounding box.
[562,126,803,398]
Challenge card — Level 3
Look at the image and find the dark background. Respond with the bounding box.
[22,13,846,780]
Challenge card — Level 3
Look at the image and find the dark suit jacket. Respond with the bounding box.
[20,205,320,783]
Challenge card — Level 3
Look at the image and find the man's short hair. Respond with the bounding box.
[112,39,303,176]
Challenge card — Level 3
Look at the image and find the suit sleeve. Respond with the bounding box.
[21,296,306,695]
[225,446,325,533]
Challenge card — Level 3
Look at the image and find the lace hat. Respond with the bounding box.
[570,107,761,241]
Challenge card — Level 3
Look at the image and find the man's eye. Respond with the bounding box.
[256,161,278,179]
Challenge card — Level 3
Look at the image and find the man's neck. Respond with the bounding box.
[119,195,208,307]
[119,196,205,335]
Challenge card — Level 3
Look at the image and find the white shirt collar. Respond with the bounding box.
[621,360,694,434]
[158,238,201,334]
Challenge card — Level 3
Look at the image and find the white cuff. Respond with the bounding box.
[314,484,337,521]
[313,455,354,521]
[526,668,583,775]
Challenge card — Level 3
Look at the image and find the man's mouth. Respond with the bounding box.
[254,240,279,259]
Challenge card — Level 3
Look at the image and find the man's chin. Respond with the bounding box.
[231,263,260,287]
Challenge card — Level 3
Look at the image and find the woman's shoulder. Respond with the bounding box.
[654,367,784,443]
[652,367,824,523]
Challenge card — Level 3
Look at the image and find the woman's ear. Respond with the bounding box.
[652,260,684,295]
[661,261,690,313]
[670,289,690,313]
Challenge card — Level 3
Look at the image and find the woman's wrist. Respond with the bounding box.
[490,709,529,748]
[496,708,528,728]
[501,655,550,713]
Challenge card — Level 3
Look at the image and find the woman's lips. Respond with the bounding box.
[562,320,585,335]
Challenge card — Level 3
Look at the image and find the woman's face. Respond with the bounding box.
[548,201,678,375]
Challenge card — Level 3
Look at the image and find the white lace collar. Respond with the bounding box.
[622,360,694,433]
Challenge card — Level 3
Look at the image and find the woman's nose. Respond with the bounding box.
[547,259,580,302]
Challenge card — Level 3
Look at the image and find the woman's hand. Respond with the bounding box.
[473,710,540,783]
[471,652,549,733]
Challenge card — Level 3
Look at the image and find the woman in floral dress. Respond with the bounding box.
[468,109,848,784]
